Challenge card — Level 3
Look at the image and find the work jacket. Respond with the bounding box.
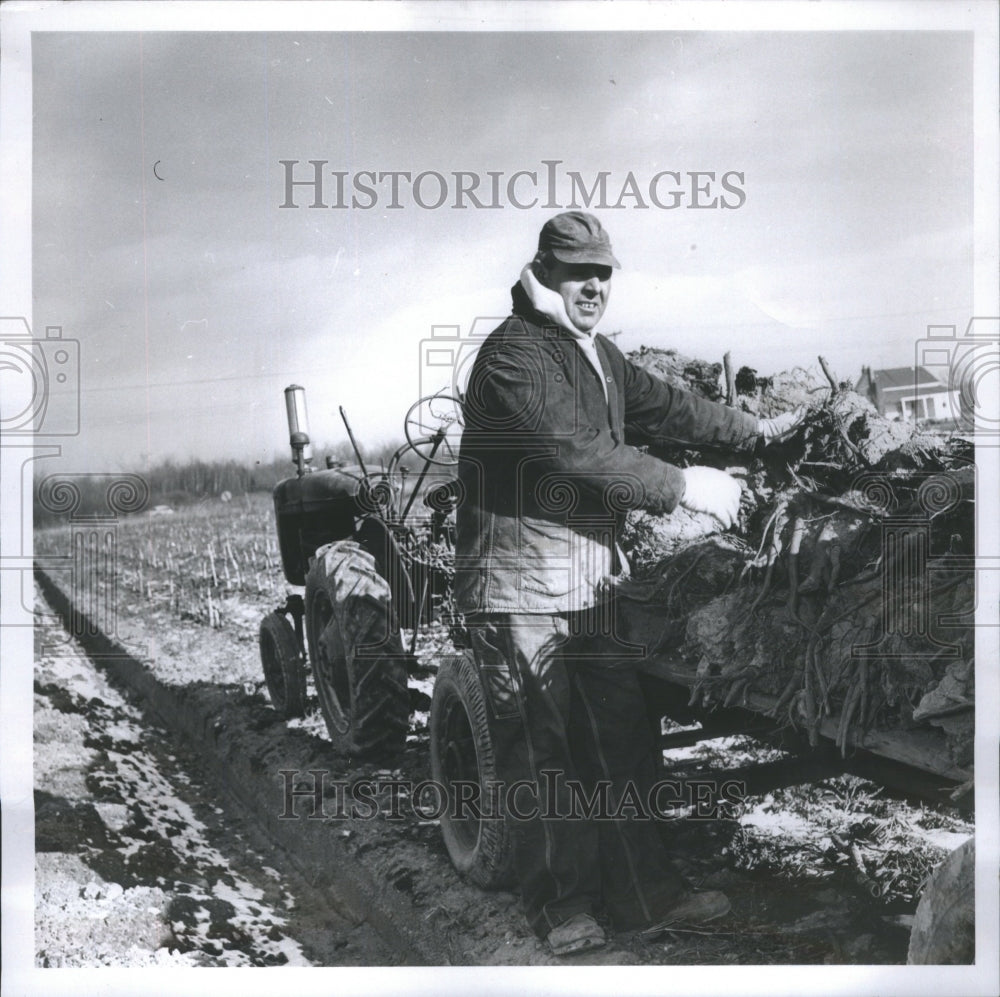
[454,282,760,614]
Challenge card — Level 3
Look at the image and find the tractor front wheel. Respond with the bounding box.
[304,541,410,759]
[258,611,307,719]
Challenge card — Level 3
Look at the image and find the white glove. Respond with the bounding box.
[680,466,742,529]
[758,406,806,445]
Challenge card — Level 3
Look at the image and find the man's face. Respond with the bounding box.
[541,260,612,333]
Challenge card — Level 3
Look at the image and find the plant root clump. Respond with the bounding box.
[619,351,974,767]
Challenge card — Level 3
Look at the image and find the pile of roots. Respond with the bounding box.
[618,349,974,768]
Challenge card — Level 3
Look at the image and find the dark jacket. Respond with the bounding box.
[454,282,759,613]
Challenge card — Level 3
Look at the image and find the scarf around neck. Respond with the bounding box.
[519,265,609,402]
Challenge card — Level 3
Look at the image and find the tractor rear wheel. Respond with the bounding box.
[258,611,307,719]
[304,541,410,758]
[430,651,515,889]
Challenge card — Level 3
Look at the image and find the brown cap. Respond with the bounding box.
[538,211,621,269]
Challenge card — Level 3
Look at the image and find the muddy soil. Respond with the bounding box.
[33,583,394,967]
[31,559,973,968]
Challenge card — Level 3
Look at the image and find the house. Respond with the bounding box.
[855,366,960,422]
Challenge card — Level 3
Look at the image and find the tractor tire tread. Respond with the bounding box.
[305,540,410,758]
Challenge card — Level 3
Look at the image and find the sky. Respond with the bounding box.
[23,25,979,472]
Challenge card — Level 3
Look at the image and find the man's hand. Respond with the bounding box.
[680,467,742,529]
[758,405,806,445]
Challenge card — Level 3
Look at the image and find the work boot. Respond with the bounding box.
[546,912,607,956]
[639,890,731,938]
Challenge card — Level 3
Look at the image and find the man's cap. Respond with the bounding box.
[538,211,621,269]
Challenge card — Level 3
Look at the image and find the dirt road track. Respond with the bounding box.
[34,570,459,965]
[33,619,319,967]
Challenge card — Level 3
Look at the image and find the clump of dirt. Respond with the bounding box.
[732,365,823,417]
[912,659,975,769]
[616,535,749,654]
[628,346,725,401]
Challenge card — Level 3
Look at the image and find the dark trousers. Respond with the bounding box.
[468,611,688,938]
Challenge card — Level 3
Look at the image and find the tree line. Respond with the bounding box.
[33,438,422,527]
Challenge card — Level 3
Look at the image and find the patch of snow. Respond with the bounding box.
[663,734,790,766]
[213,878,264,906]
[93,802,131,831]
[740,801,817,838]
[914,829,973,854]
[286,709,330,741]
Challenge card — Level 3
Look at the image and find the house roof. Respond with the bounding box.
[856,366,950,396]
[872,366,943,389]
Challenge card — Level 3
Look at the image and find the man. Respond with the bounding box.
[454,211,800,955]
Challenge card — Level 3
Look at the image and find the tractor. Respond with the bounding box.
[257,385,512,887]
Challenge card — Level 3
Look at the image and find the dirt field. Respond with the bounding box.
[30,495,974,969]
[34,605,323,967]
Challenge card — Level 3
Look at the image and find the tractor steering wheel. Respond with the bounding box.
[403,393,464,467]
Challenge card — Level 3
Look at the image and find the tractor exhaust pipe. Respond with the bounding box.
[284,384,313,477]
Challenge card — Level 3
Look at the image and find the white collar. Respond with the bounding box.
[519,265,595,343]
[519,264,609,404]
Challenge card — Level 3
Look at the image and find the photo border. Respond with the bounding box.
[2,3,997,996]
